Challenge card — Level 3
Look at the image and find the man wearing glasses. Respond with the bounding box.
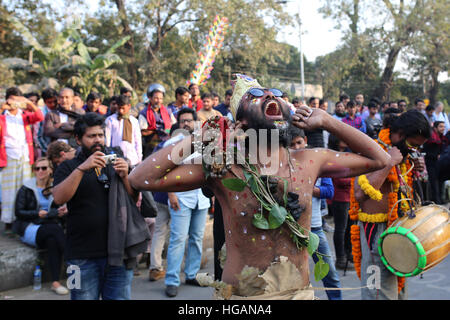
[129,75,392,299]
[397,100,407,113]
[352,110,430,300]
[160,108,211,298]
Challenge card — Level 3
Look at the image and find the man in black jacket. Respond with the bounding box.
[53,113,144,300]
[304,97,324,148]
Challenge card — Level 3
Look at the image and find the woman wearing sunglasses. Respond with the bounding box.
[13,157,69,295]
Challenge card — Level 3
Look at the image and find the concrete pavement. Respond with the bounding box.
[1,209,449,300]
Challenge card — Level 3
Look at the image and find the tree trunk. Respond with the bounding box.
[114,0,138,90]
[428,68,439,108]
[373,46,401,101]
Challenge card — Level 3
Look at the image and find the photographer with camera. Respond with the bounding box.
[53,113,149,300]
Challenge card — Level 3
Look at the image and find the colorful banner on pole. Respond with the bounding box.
[187,15,229,86]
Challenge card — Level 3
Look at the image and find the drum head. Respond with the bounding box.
[382,234,419,274]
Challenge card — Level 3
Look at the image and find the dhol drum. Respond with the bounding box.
[378,204,450,277]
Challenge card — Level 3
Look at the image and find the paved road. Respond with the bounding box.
[310,227,450,300]
[1,209,449,300]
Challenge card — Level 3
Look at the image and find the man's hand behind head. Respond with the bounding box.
[292,106,327,131]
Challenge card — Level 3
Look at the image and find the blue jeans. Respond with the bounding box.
[165,201,208,287]
[311,227,343,300]
[67,258,133,300]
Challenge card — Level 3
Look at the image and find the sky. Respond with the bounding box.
[276,1,343,63]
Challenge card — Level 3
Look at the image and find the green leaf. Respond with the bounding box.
[221,178,247,192]
[307,231,320,256]
[106,35,131,54]
[115,76,134,91]
[252,214,269,230]
[314,257,330,282]
[248,164,258,174]
[77,43,92,66]
[8,16,44,52]
[243,170,252,181]
[282,178,288,206]
[245,175,259,195]
[91,53,122,71]
[268,204,288,229]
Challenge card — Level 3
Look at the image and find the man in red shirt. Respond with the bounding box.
[0,87,44,233]
[188,83,203,112]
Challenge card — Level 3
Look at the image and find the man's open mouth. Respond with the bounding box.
[264,100,283,120]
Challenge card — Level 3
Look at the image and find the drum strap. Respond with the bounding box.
[363,222,379,251]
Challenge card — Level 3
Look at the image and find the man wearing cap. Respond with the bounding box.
[138,84,176,159]
[129,75,391,299]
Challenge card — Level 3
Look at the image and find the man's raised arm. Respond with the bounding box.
[128,134,207,192]
[293,106,391,177]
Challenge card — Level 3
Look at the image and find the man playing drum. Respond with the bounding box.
[129,75,391,299]
[352,109,431,300]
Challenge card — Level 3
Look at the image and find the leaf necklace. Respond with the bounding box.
[222,146,330,281]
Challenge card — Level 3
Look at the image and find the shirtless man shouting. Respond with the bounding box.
[128,81,390,298]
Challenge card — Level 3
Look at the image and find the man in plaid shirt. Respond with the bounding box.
[342,100,366,134]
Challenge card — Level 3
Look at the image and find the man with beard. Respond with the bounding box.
[139,84,176,159]
[332,101,346,121]
[351,109,430,300]
[52,113,144,300]
[128,75,390,299]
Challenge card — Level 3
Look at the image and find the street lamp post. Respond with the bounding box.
[297,2,305,100]
[278,0,305,100]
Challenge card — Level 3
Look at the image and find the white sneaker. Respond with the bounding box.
[51,285,69,295]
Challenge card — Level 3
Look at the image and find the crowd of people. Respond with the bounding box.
[0,81,449,300]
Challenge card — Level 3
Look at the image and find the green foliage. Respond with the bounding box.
[1,0,448,106]
[77,0,293,102]
[268,204,288,229]
[5,16,79,78]
[221,178,247,192]
[314,256,330,282]
[319,0,449,102]
[63,35,132,99]
[404,0,450,106]
[0,59,15,89]
[0,0,61,59]
[315,33,381,101]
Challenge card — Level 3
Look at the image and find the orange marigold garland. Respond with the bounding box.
[349,177,362,279]
[349,178,360,221]
[349,128,412,293]
[350,224,362,279]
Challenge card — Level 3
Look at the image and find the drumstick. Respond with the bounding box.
[95,168,101,176]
